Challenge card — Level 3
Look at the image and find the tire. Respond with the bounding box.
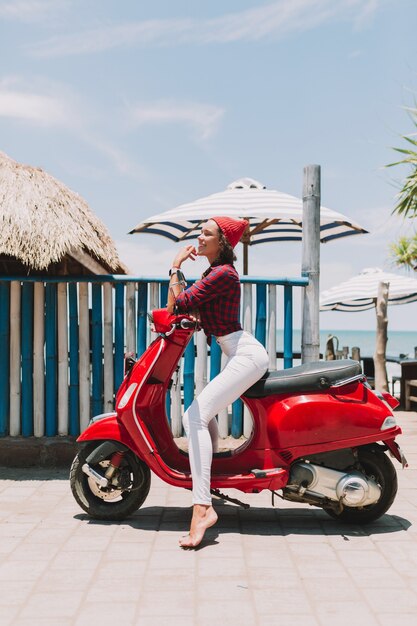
[70,443,151,520]
[324,447,398,524]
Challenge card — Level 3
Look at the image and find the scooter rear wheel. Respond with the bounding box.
[324,447,398,524]
[70,444,151,520]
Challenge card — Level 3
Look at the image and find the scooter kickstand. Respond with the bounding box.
[210,489,250,509]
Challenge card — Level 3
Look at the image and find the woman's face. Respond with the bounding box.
[197,219,221,263]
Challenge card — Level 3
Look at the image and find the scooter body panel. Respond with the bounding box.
[77,413,141,457]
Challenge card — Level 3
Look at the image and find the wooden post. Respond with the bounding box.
[242,283,253,438]
[33,282,45,437]
[57,282,69,435]
[170,362,182,438]
[301,165,321,363]
[103,282,114,412]
[125,282,136,355]
[374,281,389,392]
[268,284,277,371]
[325,335,336,360]
[243,240,249,275]
[0,283,10,436]
[9,281,21,436]
[79,282,90,431]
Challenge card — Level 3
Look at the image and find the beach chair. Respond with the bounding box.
[405,379,417,410]
[361,357,375,389]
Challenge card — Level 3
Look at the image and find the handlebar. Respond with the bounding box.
[179,318,197,330]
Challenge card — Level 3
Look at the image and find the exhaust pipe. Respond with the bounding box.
[82,463,109,488]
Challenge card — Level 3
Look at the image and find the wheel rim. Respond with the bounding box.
[87,460,131,502]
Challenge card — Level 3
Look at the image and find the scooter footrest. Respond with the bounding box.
[251,468,282,478]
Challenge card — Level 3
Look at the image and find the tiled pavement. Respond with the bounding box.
[0,411,416,626]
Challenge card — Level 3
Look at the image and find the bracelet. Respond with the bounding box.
[169,266,180,276]
[170,280,185,287]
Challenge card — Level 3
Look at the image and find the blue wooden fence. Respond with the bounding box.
[0,275,308,439]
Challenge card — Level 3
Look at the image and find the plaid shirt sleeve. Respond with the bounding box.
[175,265,237,311]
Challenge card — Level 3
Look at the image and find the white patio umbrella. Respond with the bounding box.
[320,267,417,311]
[130,178,368,274]
[320,267,417,393]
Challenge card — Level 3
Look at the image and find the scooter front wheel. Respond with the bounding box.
[324,447,398,524]
[70,444,151,520]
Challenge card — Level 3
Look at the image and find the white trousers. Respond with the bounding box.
[182,330,269,505]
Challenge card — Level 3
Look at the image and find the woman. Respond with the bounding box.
[167,216,269,548]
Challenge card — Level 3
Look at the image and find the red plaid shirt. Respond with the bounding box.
[175,263,242,339]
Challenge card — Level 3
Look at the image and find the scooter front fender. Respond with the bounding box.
[76,412,141,458]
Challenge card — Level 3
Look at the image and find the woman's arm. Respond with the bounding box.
[167,245,197,313]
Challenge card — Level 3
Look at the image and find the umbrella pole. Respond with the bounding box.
[301,165,321,363]
[374,282,389,392]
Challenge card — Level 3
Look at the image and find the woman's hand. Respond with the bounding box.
[173,245,197,268]
[167,245,196,313]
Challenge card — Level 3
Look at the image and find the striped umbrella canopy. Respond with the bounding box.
[320,267,417,312]
[130,178,368,273]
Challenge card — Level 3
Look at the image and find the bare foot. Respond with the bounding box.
[179,504,218,549]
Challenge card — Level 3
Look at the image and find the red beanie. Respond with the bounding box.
[211,216,249,248]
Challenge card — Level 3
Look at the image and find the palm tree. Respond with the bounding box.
[389,235,417,270]
[387,105,417,270]
[387,105,417,218]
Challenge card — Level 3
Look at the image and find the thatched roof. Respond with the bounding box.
[0,151,126,274]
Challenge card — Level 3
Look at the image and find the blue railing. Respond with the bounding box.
[0,275,308,439]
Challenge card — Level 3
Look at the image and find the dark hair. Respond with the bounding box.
[202,227,236,278]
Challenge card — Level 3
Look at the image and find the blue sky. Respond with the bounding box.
[1,0,417,331]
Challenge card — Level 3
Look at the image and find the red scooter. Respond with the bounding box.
[70,308,407,524]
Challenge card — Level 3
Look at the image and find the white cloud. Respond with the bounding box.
[128,101,225,141]
[116,238,184,277]
[0,0,69,22]
[0,82,72,126]
[27,0,382,58]
[353,0,379,30]
[0,78,146,178]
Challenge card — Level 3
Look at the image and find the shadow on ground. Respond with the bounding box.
[74,504,411,541]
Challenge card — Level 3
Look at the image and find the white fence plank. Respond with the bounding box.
[9,281,21,436]
[78,282,90,431]
[57,283,69,435]
[268,284,277,371]
[103,282,114,412]
[149,283,159,343]
[170,362,182,437]
[125,282,136,355]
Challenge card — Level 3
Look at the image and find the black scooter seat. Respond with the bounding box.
[244,359,362,398]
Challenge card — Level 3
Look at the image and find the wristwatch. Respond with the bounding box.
[169,267,180,276]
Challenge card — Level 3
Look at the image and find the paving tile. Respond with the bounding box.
[17,591,84,619]
[258,616,319,626]
[196,599,257,624]
[252,588,312,614]
[0,410,415,624]
[0,581,35,606]
[74,602,137,626]
[0,605,19,625]
[132,617,196,626]
[136,589,195,616]
[13,620,73,626]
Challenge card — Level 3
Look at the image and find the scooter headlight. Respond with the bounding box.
[381,416,397,431]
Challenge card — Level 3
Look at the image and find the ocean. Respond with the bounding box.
[276,329,417,385]
[278,329,417,360]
